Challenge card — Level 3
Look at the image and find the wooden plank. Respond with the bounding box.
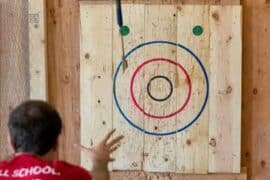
[111,170,247,180]
[176,5,210,173]
[79,3,113,170]
[79,0,240,5]
[28,0,47,100]
[46,0,81,164]
[112,4,145,170]
[143,5,177,173]
[208,5,242,173]
[241,4,270,180]
[242,0,268,6]
[0,0,29,159]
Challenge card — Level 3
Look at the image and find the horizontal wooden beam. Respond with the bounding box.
[110,168,247,179]
[78,0,240,5]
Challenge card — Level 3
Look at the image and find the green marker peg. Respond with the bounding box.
[193,25,203,36]
[120,25,130,36]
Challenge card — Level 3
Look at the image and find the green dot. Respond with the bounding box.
[120,25,130,36]
[193,25,203,36]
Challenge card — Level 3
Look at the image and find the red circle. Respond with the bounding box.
[130,58,192,119]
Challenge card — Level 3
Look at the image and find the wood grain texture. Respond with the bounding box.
[112,4,145,170]
[29,0,47,100]
[78,0,240,5]
[0,0,29,159]
[209,5,242,173]
[46,0,81,164]
[47,0,270,179]
[241,3,270,180]
[242,0,268,6]
[111,170,247,180]
[80,3,113,170]
[143,5,177,173]
[79,2,242,174]
[8,0,270,179]
[176,5,210,174]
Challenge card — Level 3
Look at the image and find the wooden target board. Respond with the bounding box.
[79,3,242,174]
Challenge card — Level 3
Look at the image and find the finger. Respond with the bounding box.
[73,144,92,152]
[102,129,116,144]
[107,135,124,147]
[109,158,115,162]
[109,146,119,153]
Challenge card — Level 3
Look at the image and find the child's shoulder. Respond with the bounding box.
[52,160,92,179]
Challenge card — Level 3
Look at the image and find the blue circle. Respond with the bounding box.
[113,41,209,136]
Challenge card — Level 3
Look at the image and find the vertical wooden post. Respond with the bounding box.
[28,0,47,100]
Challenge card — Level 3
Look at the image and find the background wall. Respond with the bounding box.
[0,0,269,180]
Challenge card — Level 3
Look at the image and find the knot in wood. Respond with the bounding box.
[209,138,217,147]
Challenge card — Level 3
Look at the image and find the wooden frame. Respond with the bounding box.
[79,1,243,176]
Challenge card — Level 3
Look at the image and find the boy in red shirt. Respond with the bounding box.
[0,100,123,180]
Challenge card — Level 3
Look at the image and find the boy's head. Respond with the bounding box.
[8,100,62,156]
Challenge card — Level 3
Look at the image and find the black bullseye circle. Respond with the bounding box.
[147,75,173,102]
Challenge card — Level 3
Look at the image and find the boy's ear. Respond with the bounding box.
[52,137,59,151]
[7,134,15,154]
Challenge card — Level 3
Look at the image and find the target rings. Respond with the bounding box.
[147,75,173,102]
[130,58,192,119]
[113,41,209,136]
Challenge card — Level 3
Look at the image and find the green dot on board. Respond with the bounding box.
[193,25,203,36]
[120,25,130,36]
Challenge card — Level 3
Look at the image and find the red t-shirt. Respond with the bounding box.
[0,154,92,180]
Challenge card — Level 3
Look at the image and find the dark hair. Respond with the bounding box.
[8,100,62,156]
